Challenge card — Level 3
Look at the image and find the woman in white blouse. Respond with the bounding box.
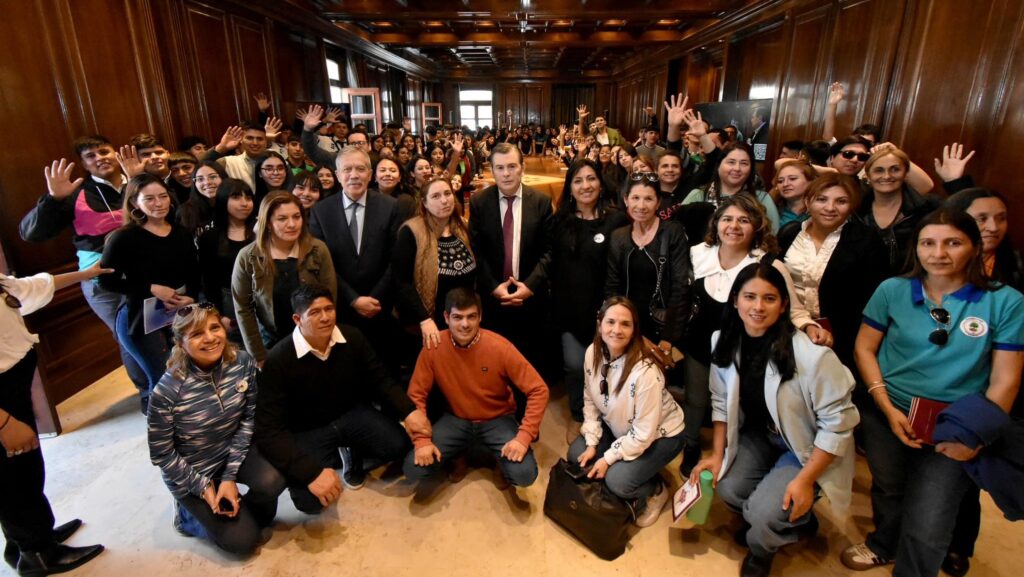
[569,296,686,528]
[777,172,890,373]
[680,194,823,476]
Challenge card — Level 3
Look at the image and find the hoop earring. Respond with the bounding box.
[131,207,147,221]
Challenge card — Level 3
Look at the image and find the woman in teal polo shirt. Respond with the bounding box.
[841,208,1024,577]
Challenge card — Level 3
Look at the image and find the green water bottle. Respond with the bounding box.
[686,470,715,524]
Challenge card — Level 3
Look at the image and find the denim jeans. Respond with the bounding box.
[288,404,410,513]
[175,447,286,556]
[402,413,538,487]
[567,425,684,501]
[561,332,587,423]
[681,355,711,449]
[860,402,972,577]
[716,430,816,557]
[80,280,149,394]
[114,306,171,398]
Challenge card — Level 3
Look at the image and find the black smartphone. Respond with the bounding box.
[564,460,587,480]
[218,497,236,511]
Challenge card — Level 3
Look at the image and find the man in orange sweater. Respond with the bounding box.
[403,288,549,489]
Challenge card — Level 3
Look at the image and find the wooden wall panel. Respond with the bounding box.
[724,21,787,102]
[183,4,239,137]
[232,15,276,121]
[775,5,831,143]
[685,53,720,105]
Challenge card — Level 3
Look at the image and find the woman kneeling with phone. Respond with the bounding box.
[568,296,686,528]
[148,303,285,556]
[691,262,859,577]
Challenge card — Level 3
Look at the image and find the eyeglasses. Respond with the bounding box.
[928,306,951,346]
[176,302,215,318]
[840,150,871,162]
[630,171,659,183]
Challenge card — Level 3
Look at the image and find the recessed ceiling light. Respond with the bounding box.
[656,19,680,26]
[424,21,445,27]
[603,19,626,26]
[477,21,495,27]
[371,21,393,27]
[552,20,572,26]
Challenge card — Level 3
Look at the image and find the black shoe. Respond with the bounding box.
[734,522,751,548]
[4,520,84,569]
[740,551,775,577]
[338,447,365,490]
[679,445,702,478]
[16,543,104,577]
[942,552,971,577]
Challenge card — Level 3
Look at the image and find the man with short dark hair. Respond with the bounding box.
[256,284,429,512]
[403,288,549,491]
[636,128,665,157]
[577,104,624,146]
[128,134,170,179]
[779,139,805,160]
[19,136,151,410]
[204,120,285,191]
[178,136,208,159]
[166,152,197,204]
[285,134,313,175]
[468,143,552,371]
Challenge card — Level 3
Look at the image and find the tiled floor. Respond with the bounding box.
[20,365,1021,577]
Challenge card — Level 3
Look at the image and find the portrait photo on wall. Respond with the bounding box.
[693,99,773,161]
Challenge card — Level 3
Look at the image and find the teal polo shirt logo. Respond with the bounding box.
[960,317,988,338]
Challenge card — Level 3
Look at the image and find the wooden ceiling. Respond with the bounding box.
[317,0,751,78]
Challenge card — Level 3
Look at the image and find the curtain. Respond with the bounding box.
[552,84,596,128]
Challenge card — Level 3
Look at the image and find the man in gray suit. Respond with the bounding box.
[308,147,400,363]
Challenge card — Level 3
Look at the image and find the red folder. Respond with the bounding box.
[907,397,950,445]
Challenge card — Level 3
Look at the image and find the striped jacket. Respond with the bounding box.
[148,350,258,498]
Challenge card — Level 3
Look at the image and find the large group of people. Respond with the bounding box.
[1,83,1020,577]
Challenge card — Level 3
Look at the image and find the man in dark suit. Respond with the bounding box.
[468,142,553,374]
[309,147,400,365]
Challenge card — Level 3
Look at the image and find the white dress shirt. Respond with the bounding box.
[784,220,845,319]
[342,193,367,254]
[292,325,346,362]
[1,273,55,372]
[497,184,523,279]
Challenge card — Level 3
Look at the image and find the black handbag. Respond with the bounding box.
[543,459,637,560]
[649,231,670,329]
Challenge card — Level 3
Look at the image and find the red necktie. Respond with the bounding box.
[502,196,515,279]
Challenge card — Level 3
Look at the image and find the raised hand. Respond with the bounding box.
[264,116,283,141]
[576,104,589,120]
[827,82,845,106]
[217,125,244,153]
[43,158,84,199]
[558,124,568,135]
[933,142,976,182]
[450,132,464,154]
[300,104,324,132]
[643,105,655,116]
[870,141,897,156]
[663,93,690,127]
[116,145,145,178]
[324,106,342,124]
[253,92,271,112]
[681,108,706,136]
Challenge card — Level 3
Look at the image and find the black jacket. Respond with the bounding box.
[468,184,553,295]
[605,220,692,343]
[19,177,123,253]
[309,189,400,308]
[854,184,940,273]
[778,219,891,372]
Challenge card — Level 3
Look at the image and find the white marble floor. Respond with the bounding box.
[15,366,1021,577]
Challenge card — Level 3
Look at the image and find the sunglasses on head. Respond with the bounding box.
[630,171,659,183]
[175,302,215,318]
[928,306,951,346]
[840,150,871,162]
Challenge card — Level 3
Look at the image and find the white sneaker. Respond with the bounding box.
[840,542,892,571]
[634,481,669,528]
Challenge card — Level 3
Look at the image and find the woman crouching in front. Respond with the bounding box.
[691,262,859,577]
[148,304,285,556]
[568,296,686,528]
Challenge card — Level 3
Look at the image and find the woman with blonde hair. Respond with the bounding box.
[392,176,477,349]
[231,190,336,363]
[771,160,818,227]
[149,303,284,555]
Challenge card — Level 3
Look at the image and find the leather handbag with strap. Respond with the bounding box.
[543,458,637,560]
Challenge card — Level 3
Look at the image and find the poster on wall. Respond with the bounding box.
[693,99,772,162]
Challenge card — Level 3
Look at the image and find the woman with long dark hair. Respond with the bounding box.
[550,160,630,442]
[315,165,341,199]
[149,303,284,555]
[287,171,322,212]
[99,174,201,410]
[176,161,229,240]
[197,180,256,337]
[692,262,859,577]
[254,152,291,207]
[841,208,1024,576]
[569,296,686,528]
[231,191,336,364]
[375,156,417,222]
[682,142,779,234]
